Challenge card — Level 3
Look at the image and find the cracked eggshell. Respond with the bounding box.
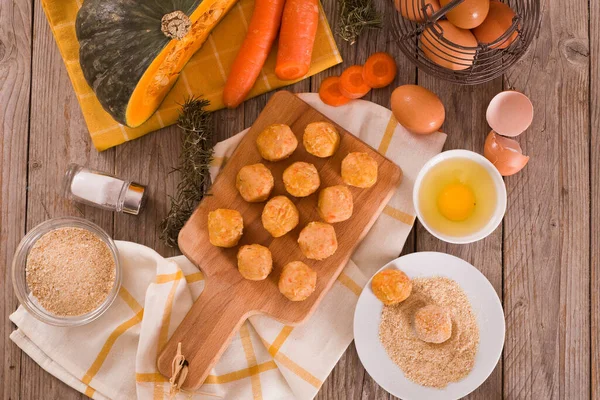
[484,130,529,176]
[486,91,533,137]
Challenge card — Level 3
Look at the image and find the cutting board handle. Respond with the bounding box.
[156,283,249,390]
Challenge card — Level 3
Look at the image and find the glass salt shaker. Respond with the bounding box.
[63,163,147,215]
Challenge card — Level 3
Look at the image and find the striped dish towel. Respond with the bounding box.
[40,0,342,151]
[10,94,446,399]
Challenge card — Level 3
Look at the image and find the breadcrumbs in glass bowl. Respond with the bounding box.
[12,217,121,326]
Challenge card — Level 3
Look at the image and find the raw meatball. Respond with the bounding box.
[298,222,337,260]
[237,244,273,281]
[414,305,452,344]
[236,163,274,202]
[371,269,412,305]
[278,261,317,301]
[303,122,340,158]
[318,185,353,223]
[283,162,320,197]
[208,209,243,248]
[341,152,378,188]
[256,124,298,161]
[262,196,300,237]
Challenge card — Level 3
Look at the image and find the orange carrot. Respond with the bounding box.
[319,76,351,107]
[223,0,286,108]
[339,65,371,99]
[275,0,320,80]
[362,52,397,88]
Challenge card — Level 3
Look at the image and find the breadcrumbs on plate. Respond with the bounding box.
[379,276,479,388]
[25,227,116,316]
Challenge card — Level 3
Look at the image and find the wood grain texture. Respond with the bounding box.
[0,0,31,399]
[592,0,600,396]
[502,0,590,398]
[158,91,402,388]
[3,0,596,397]
[415,77,504,400]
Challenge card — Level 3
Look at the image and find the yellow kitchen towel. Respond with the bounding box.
[10,94,447,400]
[41,0,342,151]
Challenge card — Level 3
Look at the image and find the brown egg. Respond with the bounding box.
[391,85,445,135]
[473,0,518,49]
[420,20,478,70]
[484,130,529,176]
[440,0,490,29]
[395,0,440,22]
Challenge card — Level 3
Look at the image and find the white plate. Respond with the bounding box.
[354,252,505,400]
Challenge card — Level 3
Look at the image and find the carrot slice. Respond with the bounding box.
[362,52,398,88]
[223,0,286,108]
[275,0,319,81]
[339,65,371,99]
[319,76,351,107]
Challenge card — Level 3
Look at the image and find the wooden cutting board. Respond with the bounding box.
[157,91,403,388]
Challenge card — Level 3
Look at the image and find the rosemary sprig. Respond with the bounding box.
[160,97,214,248]
[337,0,383,45]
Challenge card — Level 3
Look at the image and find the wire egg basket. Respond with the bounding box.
[391,0,542,84]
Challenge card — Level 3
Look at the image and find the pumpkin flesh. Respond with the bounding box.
[76,0,238,128]
[126,0,235,127]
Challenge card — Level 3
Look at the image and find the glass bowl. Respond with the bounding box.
[12,217,122,326]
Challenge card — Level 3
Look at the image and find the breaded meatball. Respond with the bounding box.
[236,163,274,202]
[208,209,244,248]
[341,152,378,188]
[256,124,298,161]
[298,222,338,260]
[371,269,412,305]
[237,244,273,281]
[318,185,353,223]
[303,121,340,158]
[262,196,300,237]
[283,162,320,197]
[414,305,452,344]
[278,261,317,301]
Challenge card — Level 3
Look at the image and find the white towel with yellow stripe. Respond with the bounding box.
[10,93,446,400]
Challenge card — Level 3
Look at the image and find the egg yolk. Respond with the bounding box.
[437,183,476,222]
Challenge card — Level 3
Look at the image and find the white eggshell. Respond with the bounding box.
[486,91,533,137]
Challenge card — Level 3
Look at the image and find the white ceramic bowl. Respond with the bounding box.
[354,252,505,400]
[413,150,507,244]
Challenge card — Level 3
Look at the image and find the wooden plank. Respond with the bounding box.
[592,0,600,396]
[415,75,504,400]
[20,0,115,398]
[501,0,590,398]
[314,0,418,397]
[0,0,32,398]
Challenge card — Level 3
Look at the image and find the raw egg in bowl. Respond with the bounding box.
[413,150,507,244]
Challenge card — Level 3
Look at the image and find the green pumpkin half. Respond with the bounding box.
[76,0,237,127]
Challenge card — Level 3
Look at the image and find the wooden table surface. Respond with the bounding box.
[0,0,597,398]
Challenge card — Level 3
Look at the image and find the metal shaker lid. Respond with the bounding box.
[122,182,147,215]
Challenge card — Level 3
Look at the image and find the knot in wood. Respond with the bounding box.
[0,40,5,62]
[161,11,191,40]
[561,38,589,65]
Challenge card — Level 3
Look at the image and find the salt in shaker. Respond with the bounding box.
[63,163,147,215]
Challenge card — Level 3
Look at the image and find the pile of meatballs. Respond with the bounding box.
[207,121,379,302]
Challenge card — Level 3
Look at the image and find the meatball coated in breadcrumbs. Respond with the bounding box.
[237,244,273,281]
[261,196,300,237]
[208,209,243,248]
[303,121,340,158]
[371,269,412,305]
[278,261,317,301]
[318,185,353,223]
[283,162,320,197]
[413,305,453,344]
[341,152,378,188]
[256,124,298,161]
[236,163,274,202]
[298,222,338,260]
